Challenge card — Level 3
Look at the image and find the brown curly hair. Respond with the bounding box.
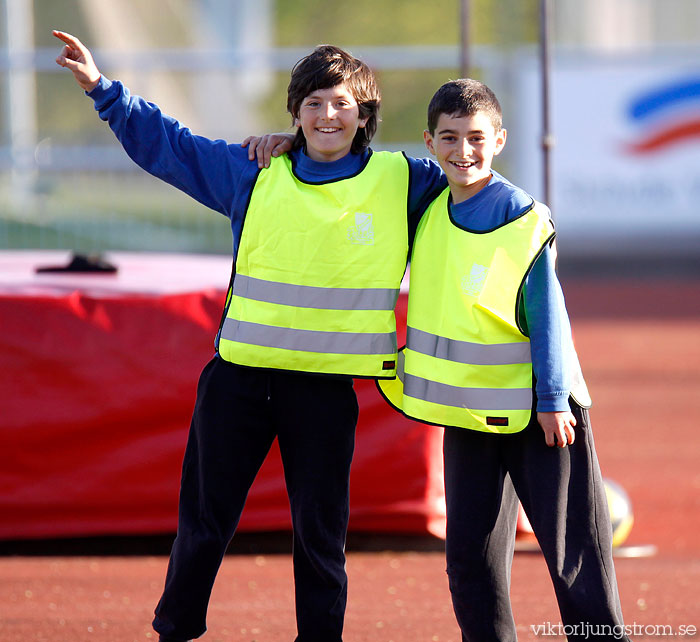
[287,45,381,155]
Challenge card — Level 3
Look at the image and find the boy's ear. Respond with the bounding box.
[493,128,507,156]
[423,130,436,155]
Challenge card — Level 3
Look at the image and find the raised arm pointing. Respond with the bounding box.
[53,30,101,92]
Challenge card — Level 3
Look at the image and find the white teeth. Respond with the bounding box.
[318,128,339,133]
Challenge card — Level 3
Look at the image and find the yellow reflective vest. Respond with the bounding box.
[218,151,410,378]
[379,187,556,432]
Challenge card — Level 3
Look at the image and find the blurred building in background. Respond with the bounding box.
[1,0,699,269]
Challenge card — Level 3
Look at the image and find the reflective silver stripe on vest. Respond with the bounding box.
[233,274,399,311]
[407,326,531,365]
[221,318,397,355]
[397,351,531,411]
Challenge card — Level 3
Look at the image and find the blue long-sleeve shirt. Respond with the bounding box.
[449,172,575,412]
[87,76,574,410]
[88,76,444,259]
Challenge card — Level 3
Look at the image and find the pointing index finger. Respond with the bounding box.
[52,30,82,49]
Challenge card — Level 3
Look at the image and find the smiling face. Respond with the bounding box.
[295,84,368,162]
[424,111,507,203]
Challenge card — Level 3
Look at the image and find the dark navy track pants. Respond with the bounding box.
[153,356,358,642]
[443,402,629,642]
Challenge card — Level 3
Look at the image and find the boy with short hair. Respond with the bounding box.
[378,79,630,640]
[54,31,445,642]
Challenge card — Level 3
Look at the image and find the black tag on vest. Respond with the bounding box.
[382,360,396,370]
[486,416,509,427]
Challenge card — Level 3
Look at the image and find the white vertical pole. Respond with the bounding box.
[195,0,272,139]
[4,0,38,209]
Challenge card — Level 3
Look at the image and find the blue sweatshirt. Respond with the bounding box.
[87,76,573,410]
[88,77,444,259]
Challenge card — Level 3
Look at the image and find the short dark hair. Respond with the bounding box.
[427,79,502,135]
[287,45,381,154]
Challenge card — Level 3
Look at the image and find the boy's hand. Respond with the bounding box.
[53,30,101,92]
[241,133,295,168]
[537,411,576,448]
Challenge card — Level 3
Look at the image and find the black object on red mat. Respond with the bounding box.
[36,253,118,274]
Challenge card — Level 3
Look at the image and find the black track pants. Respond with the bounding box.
[443,402,628,642]
[153,356,358,642]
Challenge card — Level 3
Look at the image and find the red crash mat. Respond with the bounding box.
[0,252,445,540]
